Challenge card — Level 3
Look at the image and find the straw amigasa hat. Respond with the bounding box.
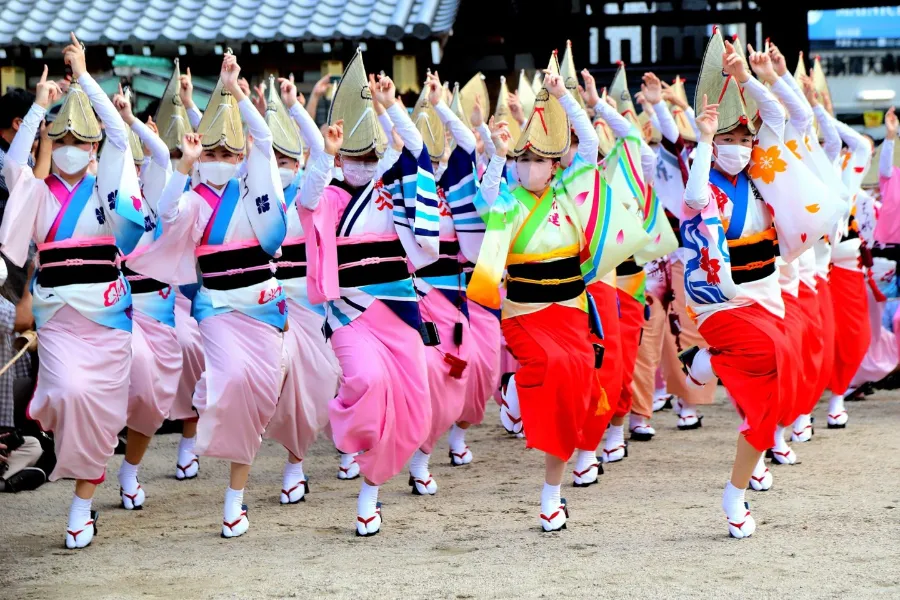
[411,75,446,161]
[730,35,761,129]
[494,76,522,144]
[47,82,102,142]
[560,39,585,109]
[155,58,193,151]
[327,48,383,157]
[518,69,536,116]
[264,74,303,160]
[460,73,489,132]
[694,28,756,135]
[639,111,662,144]
[668,75,697,143]
[609,61,641,130]
[510,51,570,159]
[196,51,245,153]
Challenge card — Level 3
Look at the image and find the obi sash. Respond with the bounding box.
[45,174,96,243]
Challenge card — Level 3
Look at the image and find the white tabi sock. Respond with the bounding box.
[448,424,467,452]
[409,449,431,480]
[68,494,92,529]
[357,482,379,518]
[828,394,845,415]
[679,402,698,420]
[541,482,562,512]
[691,348,716,383]
[282,460,305,487]
[224,487,245,523]
[605,424,625,449]
[721,481,747,518]
[118,459,140,494]
[772,425,791,453]
[178,435,197,462]
[573,449,598,474]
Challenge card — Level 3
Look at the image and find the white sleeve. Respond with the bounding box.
[434,101,476,154]
[479,154,505,207]
[559,93,598,163]
[685,107,701,140]
[771,75,812,136]
[375,146,401,181]
[814,106,841,162]
[378,113,394,137]
[238,98,272,157]
[131,119,169,168]
[684,142,712,211]
[654,101,679,143]
[881,139,895,179]
[289,103,323,155]
[593,101,633,139]
[742,76,785,141]
[158,171,190,222]
[639,140,657,183]
[6,104,44,166]
[835,119,866,152]
[387,102,423,156]
[476,123,495,159]
[299,150,334,211]
[187,106,202,130]
[78,73,127,151]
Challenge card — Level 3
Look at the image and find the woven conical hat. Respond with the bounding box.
[460,73,489,131]
[128,129,144,164]
[47,82,102,143]
[494,76,522,144]
[449,82,471,129]
[518,69,536,116]
[594,116,616,157]
[609,62,640,129]
[560,40,585,109]
[197,59,245,154]
[532,71,543,95]
[668,76,697,142]
[694,29,755,135]
[265,75,303,160]
[328,48,380,157]
[812,55,833,115]
[639,111,662,144]
[155,59,192,151]
[511,76,570,159]
[730,35,760,126]
[411,81,446,161]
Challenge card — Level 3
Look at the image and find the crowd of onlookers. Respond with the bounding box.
[0,86,55,493]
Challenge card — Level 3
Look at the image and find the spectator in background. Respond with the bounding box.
[0,88,38,223]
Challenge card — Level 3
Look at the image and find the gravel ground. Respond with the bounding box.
[1,390,899,600]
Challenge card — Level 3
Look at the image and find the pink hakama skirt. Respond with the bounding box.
[193,311,286,465]
[126,310,182,436]
[27,305,131,482]
[418,289,471,454]
[329,300,430,486]
[169,291,204,421]
[851,284,898,387]
[457,301,502,425]
[264,300,341,460]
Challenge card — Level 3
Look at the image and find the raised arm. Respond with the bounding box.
[684,95,719,211]
[6,104,44,167]
[724,41,785,140]
[373,74,423,156]
[299,122,340,211]
[767,42,813,135]
[79,72,129,151]
[280,77,324,155]
[814,106,841,162]
[882,107,897,179]
[113,85,169,168]
[549,69,597,162]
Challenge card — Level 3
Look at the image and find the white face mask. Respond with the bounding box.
[279,168,297,189]
[198,161,238,186]
[52,146,91,175]
[517,159,554,194]
[714,144,752,176]
[342,160,377,187]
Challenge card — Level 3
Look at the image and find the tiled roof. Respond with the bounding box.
[0,0,459,45]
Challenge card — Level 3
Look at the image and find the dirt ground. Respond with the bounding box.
[1,390,899,600]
